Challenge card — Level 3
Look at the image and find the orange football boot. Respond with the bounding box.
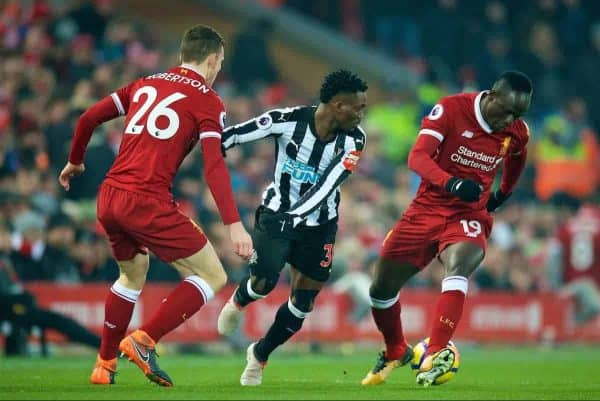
[90,355,117,385]
[118,329,173,387]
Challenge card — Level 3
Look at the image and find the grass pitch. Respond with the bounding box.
[1,345,599,400]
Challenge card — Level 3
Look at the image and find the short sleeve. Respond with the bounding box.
[196,94,226,139]
[112,82,136,115]
[419,97,453,143]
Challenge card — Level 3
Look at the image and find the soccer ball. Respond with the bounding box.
[410,337,460,385]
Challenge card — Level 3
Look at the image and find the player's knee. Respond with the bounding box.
[444,244,484,278]
[118,256,149,289]
[211,267,228,292]
[249,272,279,296]
[290,289,319,313]
[445,255,483,278]
[369,281,399,301]
[196,263,228,293]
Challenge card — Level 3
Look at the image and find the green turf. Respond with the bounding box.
[1,346,599,400]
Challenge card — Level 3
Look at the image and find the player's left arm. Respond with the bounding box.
[285,131,366,223]
[487,121,530,212]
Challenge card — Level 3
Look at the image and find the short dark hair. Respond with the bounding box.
[180,25,225,64]
[319,69,368,103]
[496,71,533,94]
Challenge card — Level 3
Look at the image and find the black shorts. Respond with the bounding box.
[250,206,338,282]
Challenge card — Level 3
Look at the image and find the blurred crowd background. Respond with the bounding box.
[0,0,598,318]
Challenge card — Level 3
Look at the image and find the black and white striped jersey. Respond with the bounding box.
[222,105,366,227]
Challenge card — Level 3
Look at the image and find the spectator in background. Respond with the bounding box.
[572,23,600,134]
[229,17,279,95]
[8,209,47,281]
[68,0,116,45]
[363,87,420,163]
[533,97,600,207]
[40,212,80,283]
[420,0,462,73]
[521,21,564,113]
[0,250,101,356]
[546,203,600,324]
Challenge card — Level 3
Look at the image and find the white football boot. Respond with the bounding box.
[217,294,243,336]
[240,342,266,386]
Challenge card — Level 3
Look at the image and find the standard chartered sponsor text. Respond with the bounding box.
[450,145,500,172]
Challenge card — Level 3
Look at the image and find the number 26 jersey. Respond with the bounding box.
[104,65,226,201]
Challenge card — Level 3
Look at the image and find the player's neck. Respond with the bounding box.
[478,92,494,130]
[314,104,337,141]
[180,62,208,82]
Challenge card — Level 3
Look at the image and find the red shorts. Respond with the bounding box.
[380,204,493,269]
[97,183,207,262]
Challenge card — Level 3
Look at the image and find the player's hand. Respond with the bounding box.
[445,177,483,202]
[486,190,512,212]
[226,221,254,260]
[58,162,85,191]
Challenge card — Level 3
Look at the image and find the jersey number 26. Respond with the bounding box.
[124,86,186,140]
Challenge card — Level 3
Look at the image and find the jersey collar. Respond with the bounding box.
[179,63,206,81]
[474,91,493,134]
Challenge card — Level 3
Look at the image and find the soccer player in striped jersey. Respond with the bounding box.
[217,70,367,386]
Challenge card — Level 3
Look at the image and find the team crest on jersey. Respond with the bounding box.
[257,113,273,130]
[219,111,226,129]
[499,136,511,156]
[427,104,444,120]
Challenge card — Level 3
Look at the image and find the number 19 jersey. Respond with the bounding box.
[104,64,226,201]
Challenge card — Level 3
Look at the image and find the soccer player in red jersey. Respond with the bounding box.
[361,71,533,387]
[548,203,600,324]
[58,25,254,387]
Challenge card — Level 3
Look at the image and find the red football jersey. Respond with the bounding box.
[414,91,529,215]
[555,205,600,287]
[103,64,226,201]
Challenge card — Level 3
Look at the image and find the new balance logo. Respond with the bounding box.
[104,321,116,329]
[461,131,474,138]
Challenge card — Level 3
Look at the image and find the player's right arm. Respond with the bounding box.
[221,108,294,150]
[59,85,132,191]
[408,99,482,202]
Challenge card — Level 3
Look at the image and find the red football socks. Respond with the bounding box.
[371,299,407,360]
[427,289,465,355]
[99,282,140,360]
[141,276,212,343]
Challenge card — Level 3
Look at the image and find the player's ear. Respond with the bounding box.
[332,99,345,112]
[206,52,217,68]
